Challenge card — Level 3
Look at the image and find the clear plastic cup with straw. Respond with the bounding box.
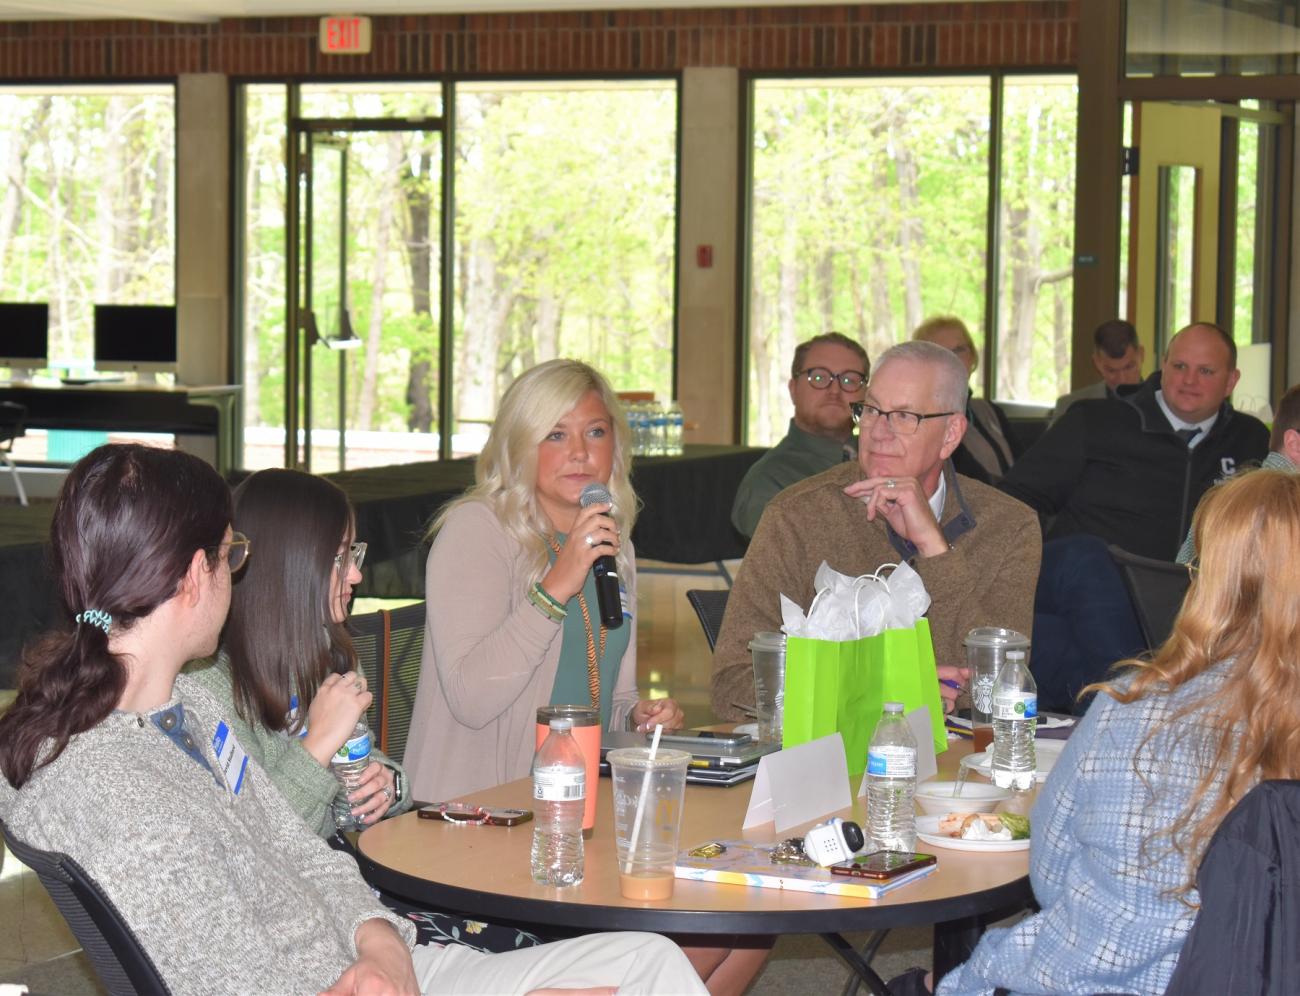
[607,726,690,901]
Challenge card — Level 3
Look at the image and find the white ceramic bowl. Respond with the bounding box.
[913,780,1013,816]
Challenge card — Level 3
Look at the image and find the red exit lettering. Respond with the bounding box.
[319,16,372,55]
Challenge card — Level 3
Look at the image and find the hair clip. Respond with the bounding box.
[75,609,113,635]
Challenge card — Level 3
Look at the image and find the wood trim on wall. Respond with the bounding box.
[0,3,1078,79]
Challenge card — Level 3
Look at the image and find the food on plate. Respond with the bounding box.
[938,811,1030,841]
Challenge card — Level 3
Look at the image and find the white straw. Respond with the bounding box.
[623,724,663,876]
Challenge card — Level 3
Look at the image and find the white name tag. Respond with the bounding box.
[212,721,250,796]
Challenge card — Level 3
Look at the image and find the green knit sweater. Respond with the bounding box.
[185,655,411,837]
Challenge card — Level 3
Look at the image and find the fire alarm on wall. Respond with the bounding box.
[696,245,713,268]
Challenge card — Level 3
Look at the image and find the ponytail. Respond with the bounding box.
[0,444,231,788]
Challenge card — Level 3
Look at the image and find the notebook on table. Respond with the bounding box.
[598,731,779,786]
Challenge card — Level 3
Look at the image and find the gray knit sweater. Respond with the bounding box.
[0,673,414,996]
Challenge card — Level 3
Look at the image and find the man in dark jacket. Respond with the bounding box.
[1000,322,1269,561]
[999,322,1269,710]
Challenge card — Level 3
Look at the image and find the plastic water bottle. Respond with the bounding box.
[650,404,669,456]
[991,650,1037,791]
[866,702,917,851]
[531,717,586,886]
[666,401,684,455]
[330,720,372,831]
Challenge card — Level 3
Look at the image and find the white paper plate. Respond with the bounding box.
[959,739,1064,785]
[915,814,1031,852]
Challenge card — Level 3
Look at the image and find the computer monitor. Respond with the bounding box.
[0,302,49,369]
[93,304,177,374]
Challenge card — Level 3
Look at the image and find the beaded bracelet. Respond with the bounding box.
[527,582,567,622]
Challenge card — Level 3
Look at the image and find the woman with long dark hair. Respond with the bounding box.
[189,468,406,835]
[0,444,707,995]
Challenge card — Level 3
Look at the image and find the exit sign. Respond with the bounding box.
[320,16,372,55]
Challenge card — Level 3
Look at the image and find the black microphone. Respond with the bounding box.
[579,483,624,629]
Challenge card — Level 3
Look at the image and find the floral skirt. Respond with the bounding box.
[380,893,547,954]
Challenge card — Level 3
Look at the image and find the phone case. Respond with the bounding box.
[828,852,936,880]
[418,804,534,827]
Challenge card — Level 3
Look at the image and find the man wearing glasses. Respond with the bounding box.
[712,341,1041,722]
[731,333,870,538]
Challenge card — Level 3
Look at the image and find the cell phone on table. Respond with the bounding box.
[418,803,533,827]
[653,730,752,748]
[829,850,936,880]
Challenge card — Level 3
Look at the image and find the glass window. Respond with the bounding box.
[299,82,443,119]
[747,77,990,445]
[0,85,175,374]
[452,80,677,457]
[1127,0,1300,77]
[239,84,289,470]
[994,76,1078,404]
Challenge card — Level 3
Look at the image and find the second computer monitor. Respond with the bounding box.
[93,304,177,374]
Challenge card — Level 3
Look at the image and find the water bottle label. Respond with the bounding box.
[992,693,1038,720]
[212,721,249,795]
[619,583,633,621]
[286,696,309,739]
[331,731,371,764]
[867,745,916,778]
[533,768,586,802]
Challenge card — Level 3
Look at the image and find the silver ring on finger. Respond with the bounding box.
[585,533,594,546]
[885,479,896,489]
[382,786,391,800]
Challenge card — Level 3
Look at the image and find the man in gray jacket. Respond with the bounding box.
[1048,319,1144,425]
[731,332,868,537]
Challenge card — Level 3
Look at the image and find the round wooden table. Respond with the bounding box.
[357,744,1033,994]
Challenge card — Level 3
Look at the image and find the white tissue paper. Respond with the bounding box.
[780,561,931,640]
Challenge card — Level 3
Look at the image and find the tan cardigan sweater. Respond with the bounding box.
[711,462,1041,721]
[405,500,639,802]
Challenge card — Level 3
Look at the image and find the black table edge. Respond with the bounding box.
[356,851,1034,936]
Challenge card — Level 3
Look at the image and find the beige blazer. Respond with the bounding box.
[405,500,639,802]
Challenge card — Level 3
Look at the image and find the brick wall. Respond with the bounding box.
[0,2,1076,79]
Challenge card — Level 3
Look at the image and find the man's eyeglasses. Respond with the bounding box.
[216,532,250,573]
[1186,559,1199,579]
[798,367,867,393]
[335,541,368,572]
[850,401,954,436]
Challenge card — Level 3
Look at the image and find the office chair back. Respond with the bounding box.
[1108,545,1191,650]
[350,601,426,764]
[685,588,730,651]
[1,819,171,996]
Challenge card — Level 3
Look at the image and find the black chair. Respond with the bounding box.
[0,401,27,506]
[1107,545,1191,650]
[1164,780,1300,996]
[685,588,729,651]
[350,601,426,764]
[0,819,171,995]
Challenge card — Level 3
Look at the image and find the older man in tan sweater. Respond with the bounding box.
[712,341,1041,722]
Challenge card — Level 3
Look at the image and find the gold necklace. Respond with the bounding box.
[547,535,605,710]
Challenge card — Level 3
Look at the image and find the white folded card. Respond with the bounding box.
[857,705,938,798]
[742,732,852,833]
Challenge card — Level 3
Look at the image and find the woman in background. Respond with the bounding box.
[913,316,1019,483]
[190,468,541,954]
[188,468,405,836]
[910,469,1300,995]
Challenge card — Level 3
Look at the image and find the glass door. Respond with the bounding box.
[1130,102,1221,359]
[287,120,443,472]
[1129,101,1285,409]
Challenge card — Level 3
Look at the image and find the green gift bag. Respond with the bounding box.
[782,618,946,778]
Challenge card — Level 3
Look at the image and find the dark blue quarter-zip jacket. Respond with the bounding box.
[997,371,1269,560]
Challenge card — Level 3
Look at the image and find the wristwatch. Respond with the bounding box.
[392,770,404,804]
